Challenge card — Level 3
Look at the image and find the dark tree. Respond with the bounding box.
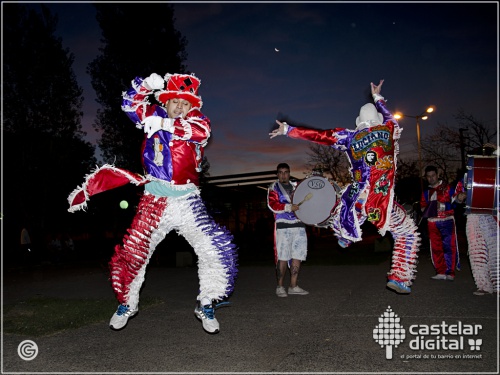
[306,143,352,185]
[453,108,497,154]
[2,4,96,242]
[420,109,497,183]
[394,158,421,205]
[88,3,188,172]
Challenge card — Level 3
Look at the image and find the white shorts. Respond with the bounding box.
[276,227,308,261]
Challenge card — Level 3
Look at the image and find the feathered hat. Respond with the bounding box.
[155,73,202,108]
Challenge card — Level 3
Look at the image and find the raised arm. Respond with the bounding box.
[121,73,168,128]
[371,79,399,131]
[122,73,210,144]
[270,120,348,148]
[371,79,384,97]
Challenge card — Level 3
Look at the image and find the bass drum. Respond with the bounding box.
[292,176,340,226]
[465,155,499,215]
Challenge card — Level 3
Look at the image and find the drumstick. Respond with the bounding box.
[297,192,313,206]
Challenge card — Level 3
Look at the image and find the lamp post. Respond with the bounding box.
[394,107,435,194]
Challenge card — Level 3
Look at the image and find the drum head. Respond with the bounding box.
[292,176,338,225]
[465,155,499,215]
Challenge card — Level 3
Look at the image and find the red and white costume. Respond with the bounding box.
[280,93,420,290]
[466,214,499,294]
[421,180,463,277]
[68,73,238,312]
[455,176,499,294]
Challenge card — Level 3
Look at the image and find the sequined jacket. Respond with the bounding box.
[267,180,302,225]
[285,96,399,241]
[122,76,210,187]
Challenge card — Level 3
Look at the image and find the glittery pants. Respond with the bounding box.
[109,190,238,310]
[465,214,499,293]
[427,216,459,277]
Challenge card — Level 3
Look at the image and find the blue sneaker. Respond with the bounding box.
[337,237,352,248]
[109,304,137,330]
[386,280,411,294]
[194,301,230,334]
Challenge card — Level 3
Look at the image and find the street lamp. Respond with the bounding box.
[394,107,435,193]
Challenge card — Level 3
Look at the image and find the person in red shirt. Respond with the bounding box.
[420,165,465,280]
[69,73,238,334]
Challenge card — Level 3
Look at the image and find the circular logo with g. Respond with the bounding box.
[18,340,38,361]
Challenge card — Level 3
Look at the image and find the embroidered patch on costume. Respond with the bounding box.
[375,155,393,170]
[354,170,362,182]
[374,173,390,196]
[351,125,393,160]
[153,135,164,166]
[367,208,381,222]
[365,150,378,166]
[349,182,360,199]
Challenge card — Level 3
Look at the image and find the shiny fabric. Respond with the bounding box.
[421,180,463,275]
[427,217,459,276]
[267,180,302,224]
[110,191,238,308]
[386,202,420,285]
[122,76,210,186]
[70,74,238,313]
[420,181,456,219]
[466,214,499,293]
[281,96,420,286]
[67,164,149,212]
[268,180,305,264]
[287,97,399,242]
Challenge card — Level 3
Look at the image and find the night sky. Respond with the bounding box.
[20,2,499,178]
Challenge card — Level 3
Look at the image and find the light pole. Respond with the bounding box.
[394,107,435,194]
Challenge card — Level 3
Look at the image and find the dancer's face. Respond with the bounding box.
[166,98,192,118]
[277,168,290,184]
[425,170,439,186]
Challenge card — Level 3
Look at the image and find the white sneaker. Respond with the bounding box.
[194,302,220,334]
[276,286,287,297]
[446,275,455,281]
[473,289,490,296]
[109,304,137,330]
[431,274,447,280]
[288,286,309,295]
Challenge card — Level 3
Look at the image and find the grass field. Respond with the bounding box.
[3,296,163,337]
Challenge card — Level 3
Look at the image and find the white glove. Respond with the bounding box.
[143,73,164,90]
[142,116,175,138]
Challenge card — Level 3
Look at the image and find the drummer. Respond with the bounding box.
[267,163,309,298]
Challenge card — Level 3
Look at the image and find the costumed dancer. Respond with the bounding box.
[68,72,238,334]
[465,213,499,295]
[420,165,462,281]
[269,80,420,294]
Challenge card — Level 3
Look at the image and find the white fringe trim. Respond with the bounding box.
[67,164,148,213]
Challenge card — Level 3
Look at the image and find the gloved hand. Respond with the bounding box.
[143,73,164,90]
[142,116,175,138]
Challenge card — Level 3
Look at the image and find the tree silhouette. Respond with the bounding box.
[420,110,497,183]
[88,3,188,172]
[306,143,352,185]
[373,306,405,359]
[2,4,96,242]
